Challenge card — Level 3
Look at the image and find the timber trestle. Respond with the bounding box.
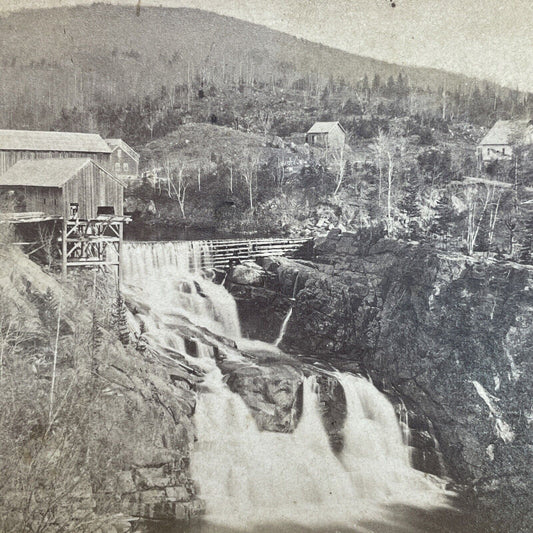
[59,215,131,280]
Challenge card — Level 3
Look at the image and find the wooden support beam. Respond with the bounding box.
[118,222,123,290]
[65,261,120,266]
[61,218,67,280]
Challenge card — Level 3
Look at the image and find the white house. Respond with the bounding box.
[477,119,533,162]
[305,121,346,149]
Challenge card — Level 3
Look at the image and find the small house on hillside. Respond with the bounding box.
[477,119,533,162]
[0,158,124,220]
[305,121,346,149]
[0,129,112,176]
[106,138,140,181]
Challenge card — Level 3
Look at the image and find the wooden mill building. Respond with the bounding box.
[0,134,129,281]
[0,129,112,176]
[105,138,140,182]
[0,158,124,219]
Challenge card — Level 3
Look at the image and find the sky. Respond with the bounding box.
[1,0,532,91]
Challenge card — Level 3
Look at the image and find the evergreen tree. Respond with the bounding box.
[399,181,421,238]
[518,214,533,263]
[112,292,130,346]
[433,193,454,248]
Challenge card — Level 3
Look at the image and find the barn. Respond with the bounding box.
[0,129,112,176]
[0,158,124,220]
[305,121,346,149]
[477,120,533,163]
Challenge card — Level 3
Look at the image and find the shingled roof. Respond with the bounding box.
[0,159,122,188]
[306,121,346,134]
[105,138,140,161]
[479,120,533,146]
[0,129,111,153]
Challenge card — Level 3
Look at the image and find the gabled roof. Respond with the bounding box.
[105,138,140,161]
[0,158,124,188]
[479,120,533,146]
[0,129,112,153]
[306,121,346,135]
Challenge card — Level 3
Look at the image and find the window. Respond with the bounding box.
[115,162,121,172]
[123,162,129,172]
[97,206,115,216]
[69,203,79,219]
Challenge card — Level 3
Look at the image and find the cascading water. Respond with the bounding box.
[121,241,451,531]
[273,307,292,347]
[123,241,241,340]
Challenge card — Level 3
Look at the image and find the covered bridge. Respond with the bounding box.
[0,129,112,176]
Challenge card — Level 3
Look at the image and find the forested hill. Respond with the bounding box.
[0,3,495,130]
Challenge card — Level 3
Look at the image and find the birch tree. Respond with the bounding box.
[240,151,261,211]
[463,183,498,255]
[164,159,190,218]
[371,129,405,234]
[330,135,351,196]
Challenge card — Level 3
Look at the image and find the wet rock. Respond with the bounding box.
[165,486,190,502]
[135,467,171,490]
[235,232,533,531]
[228,262,266,287]
[224,363,302,432]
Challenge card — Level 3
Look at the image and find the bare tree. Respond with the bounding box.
[371,129,404,234]
[258,110,272,137]
[371,130,386,207]
[170,163,190,218]
[330,134,352,196]
[240,151,261,211]
[37,224,56,269]
[463,183,498,255]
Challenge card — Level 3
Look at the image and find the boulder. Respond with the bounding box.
[228,262,266,287]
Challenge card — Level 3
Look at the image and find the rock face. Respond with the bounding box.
[231,233,533,532]
[223,361,302,432]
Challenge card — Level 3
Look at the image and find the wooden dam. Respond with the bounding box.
[131,237,312,271]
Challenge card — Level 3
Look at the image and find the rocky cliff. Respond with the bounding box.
[228,232,533,532]
[0,247,204,532]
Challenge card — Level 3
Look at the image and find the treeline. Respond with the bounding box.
[39,69,533,151]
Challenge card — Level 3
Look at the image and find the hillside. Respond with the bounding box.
[0,3,490,130]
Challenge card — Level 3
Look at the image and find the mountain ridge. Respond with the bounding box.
[0,3,527,131]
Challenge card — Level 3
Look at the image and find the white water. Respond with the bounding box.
[121,241,450,530]
[123,241,241,340]
[273,307,292,347]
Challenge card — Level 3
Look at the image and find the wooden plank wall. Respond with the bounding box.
[62,163,123,219]
[23,186,63,215]
[0,150,111,176]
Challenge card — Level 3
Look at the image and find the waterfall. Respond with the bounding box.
[273,307,292,347]
[121,241,450,530]
[272,272,298,347]
[192,368,449,530]
[122,241,241,340]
